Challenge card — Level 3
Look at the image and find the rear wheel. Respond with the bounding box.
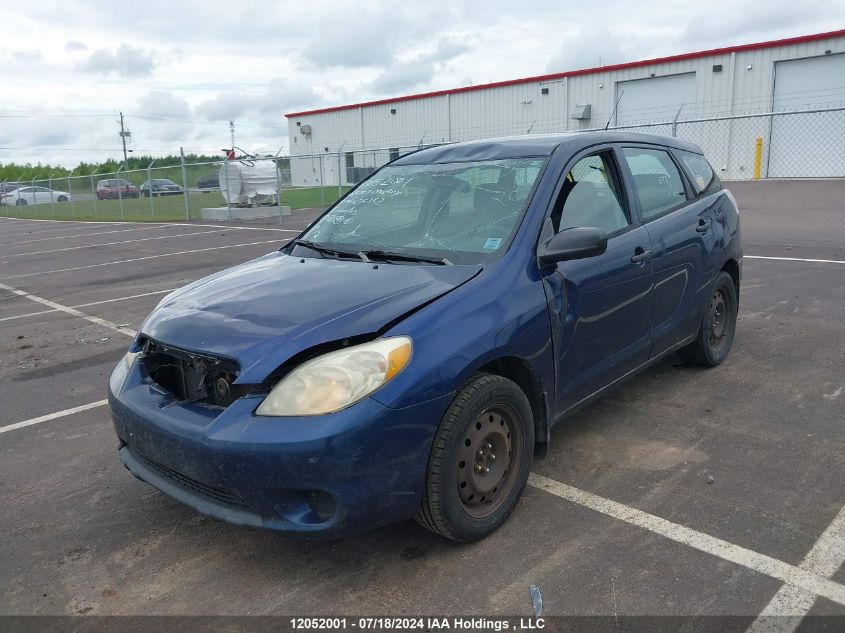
[677,270,737,366]
[15,199,27,206]
[415,374,534,542]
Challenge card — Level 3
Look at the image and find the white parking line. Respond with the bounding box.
[0,239,282,280]
[0,221,159,239]
[745,255,845,265]
[0,282,137,336]
[3,229,226,258]
[3,225,181,245]
[175,222,301,233]
[0,216,132,226]
[745,507,845,632]
[0,288,178,323]
[528,473,845,606]
[0,215,302,233]
[0,400,108,434]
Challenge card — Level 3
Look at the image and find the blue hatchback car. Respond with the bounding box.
[109,132,741,542]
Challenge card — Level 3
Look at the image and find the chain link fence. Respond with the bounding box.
[2,107,842,223]
[0,157,298,223]
[593,106,845,180]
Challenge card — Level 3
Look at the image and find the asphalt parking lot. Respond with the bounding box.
[0,180,843,629]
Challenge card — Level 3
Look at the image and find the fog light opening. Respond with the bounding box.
[306,490,337,521]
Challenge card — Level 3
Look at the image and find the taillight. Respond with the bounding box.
[723,188,739,214]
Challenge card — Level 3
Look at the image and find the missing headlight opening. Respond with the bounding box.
[142,338,245,408]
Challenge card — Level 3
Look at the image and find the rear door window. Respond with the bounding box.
[622,147,688,220]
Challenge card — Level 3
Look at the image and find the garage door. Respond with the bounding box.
[615,73,696,126]
[768,53,845,177]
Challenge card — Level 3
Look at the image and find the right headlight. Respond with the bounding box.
[255,336,412,417]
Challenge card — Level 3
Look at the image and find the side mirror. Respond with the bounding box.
[539,227,608,265]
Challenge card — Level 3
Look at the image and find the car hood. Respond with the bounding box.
[140,251,481,382]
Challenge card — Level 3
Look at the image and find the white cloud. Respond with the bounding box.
[546,27,629,73]
[12,50,43,63]
[370,39,470,94]
[195,79,321,122]
[79,44,156,77]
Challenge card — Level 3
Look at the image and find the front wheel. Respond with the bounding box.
[677,270,738,366]
[415,374,534,542]
[57,195,68,202]
[15,199,27,206]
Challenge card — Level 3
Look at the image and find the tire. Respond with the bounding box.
[15,199,27,206]
[57,195,68,202]
[415,373,534,542]
[677,270,738,367]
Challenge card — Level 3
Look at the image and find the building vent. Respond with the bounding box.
[713,64,723,72]
[541,87,549,95]
[390,108,397,114]
[570,104,592,120]
[300,125,312,135]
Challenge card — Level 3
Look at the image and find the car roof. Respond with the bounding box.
[393,132,704,165]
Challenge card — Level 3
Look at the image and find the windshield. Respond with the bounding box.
[296,158,546,264]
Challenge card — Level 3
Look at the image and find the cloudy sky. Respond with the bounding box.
[2,0,844,166]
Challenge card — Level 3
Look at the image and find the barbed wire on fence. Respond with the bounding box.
[2,106,843,223]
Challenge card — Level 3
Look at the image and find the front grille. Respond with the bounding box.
[132,447,249,509]
[142,338,243,408]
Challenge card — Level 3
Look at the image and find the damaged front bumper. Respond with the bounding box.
[108,359,452,537]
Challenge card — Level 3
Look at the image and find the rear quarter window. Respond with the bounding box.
[677,150,720,195]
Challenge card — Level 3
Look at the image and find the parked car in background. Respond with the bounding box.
[97,179,140,200]
[0,183,22,195]
[197,173,219,191]
[140,179,183,197]
[109,132,741,542]
[0,186,71,206]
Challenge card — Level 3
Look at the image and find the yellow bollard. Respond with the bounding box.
[753,137,763,180]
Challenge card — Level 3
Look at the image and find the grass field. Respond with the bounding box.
[0,185,348,223]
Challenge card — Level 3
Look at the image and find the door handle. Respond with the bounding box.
[696,218,711,233]
[630,248,652,263]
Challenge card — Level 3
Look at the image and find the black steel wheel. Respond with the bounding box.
[678,270,738,366]
[416,373,534,542]
[456,405,523,518]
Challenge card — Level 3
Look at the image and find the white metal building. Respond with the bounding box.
[286,30,845,185]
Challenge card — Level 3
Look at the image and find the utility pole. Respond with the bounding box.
[119,111,131,167]
[229,120,235,151]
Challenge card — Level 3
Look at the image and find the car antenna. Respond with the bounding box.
[605,90,624,131]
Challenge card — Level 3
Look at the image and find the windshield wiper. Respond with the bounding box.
[292,239,362,260]
[361,250,453,266]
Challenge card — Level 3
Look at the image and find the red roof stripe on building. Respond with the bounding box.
[285,29,845,118]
